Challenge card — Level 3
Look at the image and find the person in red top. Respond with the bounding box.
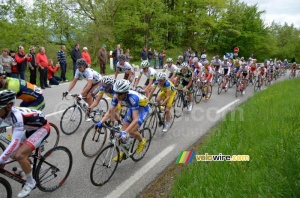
[35,47,50,89]
[47,59,62,85]
[82,47,91,67]
[15,46,32,80]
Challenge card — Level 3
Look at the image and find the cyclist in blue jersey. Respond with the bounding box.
[106,79,149,161]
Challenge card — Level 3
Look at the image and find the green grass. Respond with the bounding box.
[169,78,300,197]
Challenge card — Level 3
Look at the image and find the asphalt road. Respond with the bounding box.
[3,71,289,198]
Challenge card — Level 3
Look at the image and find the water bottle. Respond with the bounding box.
[82,102,88,111]
[12,167,26,179]
[124,136,134,150]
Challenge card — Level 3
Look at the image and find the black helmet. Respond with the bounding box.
[118,54,126,61]
[76,58,88,68]
[0,90,16,108]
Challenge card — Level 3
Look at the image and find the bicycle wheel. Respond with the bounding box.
[81,125,108,158]
[41,122,60,152]
[206,85,212,100]
[60,105,82,135]
[131,127,152,162]
[217,83,223,95]
[254,80,260,92]
[96,98,108,114]
[235,85,240,98]
[0,177,12,198]
[143,112,158,137]
[194,87,202,104]
[174,94,184,118]
[35,146,73,192]
[297,72,300,78]
[90,144,120,186]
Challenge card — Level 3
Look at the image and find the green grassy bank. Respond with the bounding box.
[169,78,300,197]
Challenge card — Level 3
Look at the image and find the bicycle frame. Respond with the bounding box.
[149,103,167,126]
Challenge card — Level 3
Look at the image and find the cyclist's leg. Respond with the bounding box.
[86,82,101,106]
[20,96,45,111]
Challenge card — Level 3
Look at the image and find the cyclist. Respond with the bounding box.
[87,76,122,124]
[188,53,196,66]
[233,57,241,74]
[133,60,157,97]
[202,61,213,100]
[0,65,45,110]
[162,58,178,84]
[237,62,249,95]
[221,57,231,88]
[268,62,275,82]
[148,72,177,132]
[0,90,50,198]
[258,65,266,86]
[63,58,102,107]
[212,55,221,75]
[199,54,207,64]
[114,54,135,83]
[176,55,184,67]
[175,62,193,111]
[291,62,297,77]
[109,79,149,162]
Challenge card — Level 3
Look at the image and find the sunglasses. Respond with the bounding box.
[115,92,125,95]
[158,79,164,82]
[102,85,110,89]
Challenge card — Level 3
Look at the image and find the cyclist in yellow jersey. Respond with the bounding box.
[0,65,45,110]
[148,72,177,132]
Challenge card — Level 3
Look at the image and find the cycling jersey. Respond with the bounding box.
[239,66,249,73]
[97,85,115,98]
[152,80,176,107]
[163,64,178,73]
[116,61,134,74]
[111,90,150,126]
[74,68,102,84]
[176,69,193,84]
[203,66,213,81]
[138,67,157,79]
[0,107,50,164]
[3,77,45,110]
[212,59,221,66]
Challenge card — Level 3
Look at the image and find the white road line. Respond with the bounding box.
[216,99,240,114]
[105,144,176,198]
[46,110,65,118]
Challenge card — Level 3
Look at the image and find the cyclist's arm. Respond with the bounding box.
[144,78,153,91]
[148,85,156,100]
[124,110,139,133]
[127,69,133,82]
[81,79,93,96]
[67,77,78,92]
[134,75,142,88]
[114,67,120,79]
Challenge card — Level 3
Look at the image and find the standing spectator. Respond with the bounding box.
[36,47,50,89]
[57,45,67,82]
[140,46,148,61]
[184,48,191,62]
[28,47,37,84]
[9,50,18,78]
[71,43,81,76]
[148,48,153,66]
[47,59,61,85]
[15,45,31,80]
[112,44,121,71]
[153,49,158,69]
[82,47,91,67]
[125,48,133,62]
[0,48,13,77]
[98,44,107,75]
[159,50,165,69]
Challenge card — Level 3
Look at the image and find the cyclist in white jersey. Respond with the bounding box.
[114,54,135,83]
[162,58,178,83]
[133,60,157,98]
[63,58,102,107]
[0,90,50,198]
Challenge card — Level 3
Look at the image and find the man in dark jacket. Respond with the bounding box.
[112,44,120,72]
[140,46,148,61]
[28,47,37,84]
[71,43,81,76]
[57,45,68,81]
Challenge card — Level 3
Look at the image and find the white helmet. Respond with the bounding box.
[141,60,149,68]
[101,76,115,85]
[201,54,207,59]
[113,79,130,93]
[193,57,199,63]
[157,72,167,80]
[166,58,173,63]
[181,62,189,68]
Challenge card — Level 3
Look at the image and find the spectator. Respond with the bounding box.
[36,47,50,89]
[125,49,133,62]
[153,49,158,69]
[120,48,124,55]
[148,48,153,66]
[71,43,81,76]
[0,48,13,77]
[47,59,62,85]
[57,45,68,82]
[158,50,165,69]
[9,50,18,78]
[82,47,91,67]
[112,44,121,71]
[15,46,31,80]
[28,47,37,84]
[184,48,191,62]
[140,46,148,61]
[98,44,107,75]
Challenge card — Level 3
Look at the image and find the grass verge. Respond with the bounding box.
[140,78,300,197]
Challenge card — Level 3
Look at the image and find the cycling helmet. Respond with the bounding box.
[166,58,173,63]
[224,57,228,61]
[242,62,247,65]
[113,79,130,93]
[203,60,209,65]
[141,60,149,68]
[0,65,6,76]
[181,62,189,68]
[118,54,126,61]
[193,57,199,63]
[157,72,167,80]
[0,90,16,108]
[241,57,244,60]
[76,58,88,68]
[201,54,207,59]
[101,76,115,85]
[177,55,183,60]
[284,59,287,61]
[215,55,219,59]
